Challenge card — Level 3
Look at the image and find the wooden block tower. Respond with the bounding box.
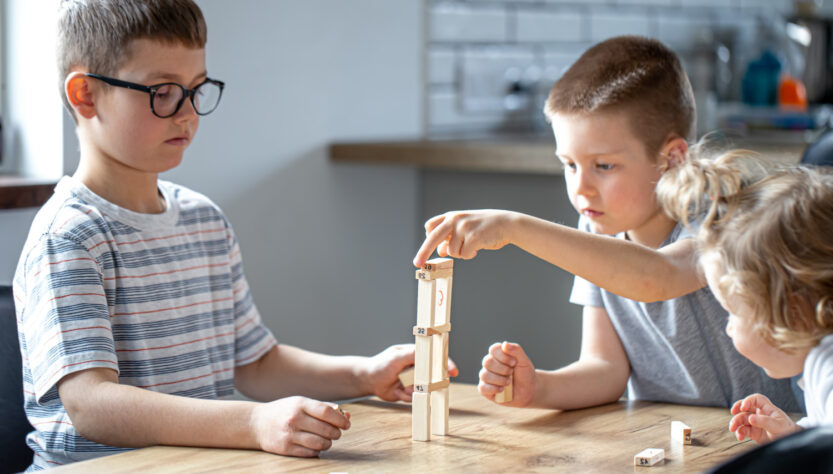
[412,258,453,441]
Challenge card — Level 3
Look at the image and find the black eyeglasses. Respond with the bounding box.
[84,73,225,118]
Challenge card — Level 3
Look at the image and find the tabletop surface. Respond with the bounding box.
[50,383,755,473]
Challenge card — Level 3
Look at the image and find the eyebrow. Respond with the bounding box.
[143,70,208,85]
[555,150,627,159]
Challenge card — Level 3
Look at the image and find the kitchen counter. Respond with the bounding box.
[329,137,806,174]
[330,137,562,175]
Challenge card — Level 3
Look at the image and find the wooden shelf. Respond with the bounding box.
[330,138,564,175]
[0,176,56,210]
[330,138,805,175]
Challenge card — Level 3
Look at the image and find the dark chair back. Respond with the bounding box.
[801,130,833,167]
[0,286,33,473]
[708,425,833,473]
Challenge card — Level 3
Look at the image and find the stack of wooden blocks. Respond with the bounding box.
[412,258,453,441]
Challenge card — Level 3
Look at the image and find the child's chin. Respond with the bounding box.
[761,367,793,379]
[587,221,619,237]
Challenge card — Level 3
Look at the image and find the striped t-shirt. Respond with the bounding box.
[13,176,277,470]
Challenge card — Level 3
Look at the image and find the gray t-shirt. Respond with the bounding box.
[569,216,801,411]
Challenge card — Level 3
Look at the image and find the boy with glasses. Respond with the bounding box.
[12,1,438,469]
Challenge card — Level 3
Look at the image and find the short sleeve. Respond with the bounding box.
[570,274,604,308]
[798,336,833,428]
[568,216,603,308]
[19,235,118,405]
[225,223,277,366]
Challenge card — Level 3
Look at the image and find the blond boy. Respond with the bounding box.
[414,36,798,412]
[13,1,443,469]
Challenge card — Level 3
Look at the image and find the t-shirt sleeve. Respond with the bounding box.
[225,223,277,366]
[798,338,833,428]
[568,216,604,308]
[20,234,118,405]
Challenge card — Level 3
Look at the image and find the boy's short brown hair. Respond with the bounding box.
[58,0,207,117]
[544,36,696,159]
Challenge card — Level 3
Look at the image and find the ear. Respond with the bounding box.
[657,136,688,173]
[65,72,97,119]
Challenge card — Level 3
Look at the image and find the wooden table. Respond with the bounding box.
[51,384,755,473]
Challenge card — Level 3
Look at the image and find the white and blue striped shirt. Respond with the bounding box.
[13,176,277,470]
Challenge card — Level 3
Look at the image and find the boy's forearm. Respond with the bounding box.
[531,358,628,410]
[236,344,369,402]
[66,378,259,450]
[508,213,702,302]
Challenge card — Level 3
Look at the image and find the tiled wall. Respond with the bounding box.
[425,0,797,137]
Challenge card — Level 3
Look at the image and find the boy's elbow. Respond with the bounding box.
[62,393,109,443]
[58,369,119,443]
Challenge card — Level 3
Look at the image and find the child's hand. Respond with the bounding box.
[478,341,536,407]
[360,343,460,402]
[413,210,518,267]
[252,396,351,457]
[729,393,800,444]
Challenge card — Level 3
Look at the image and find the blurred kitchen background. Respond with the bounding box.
[1,0,831,388]
[425,0,833,141]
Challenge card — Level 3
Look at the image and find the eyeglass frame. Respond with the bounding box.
[84,73,225,118]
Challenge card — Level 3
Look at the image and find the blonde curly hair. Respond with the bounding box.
[658,148,833,350]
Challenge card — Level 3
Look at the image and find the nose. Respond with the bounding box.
[173,93,199,122]
[572,166,596,198]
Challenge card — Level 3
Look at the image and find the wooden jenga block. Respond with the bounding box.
[412,258,453,442]
[414,335,433,392]
[416,268,453,281]
[416,278,437,327]
[435,274,453,326]
[412,392,431,441]
[414,379,450,393]
[431,332,445,382]
[634,448,664,467]
[398,367,414,387]
[671,420,692,445]
[431,388,449,435]
[422,258,454,271]
[412,323,451,336]
[434,276,452,381]
[414,278,436,388]
[495,373,513,403]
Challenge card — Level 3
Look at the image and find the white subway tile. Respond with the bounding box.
[679,0,738,7]
[428,90,507,128]
[657,15,713,48]
[542,49,586,83]
[463,47,537,65]
[516,9,585,43]
[617,0,675,5]
[430,4,508,43]
[461,48,537,112]
[590,12,651,42]
[544,0,613,4]
[429,48,457,85]
[740,0,794,14]
[714,14,759,46]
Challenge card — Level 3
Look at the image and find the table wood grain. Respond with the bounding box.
[50,384,755,473]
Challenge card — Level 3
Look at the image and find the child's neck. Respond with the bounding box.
[74,152,166,215]
[625,209,678,249]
